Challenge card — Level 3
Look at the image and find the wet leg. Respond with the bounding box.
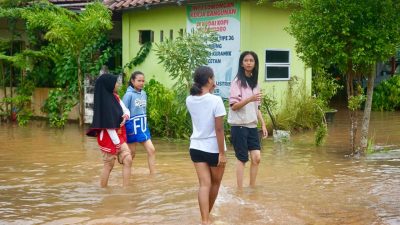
[143,140,156,174]
[120,143,132,187]
[194,162,212,225]
[209,165,225,212]
[100,159,115,188]
[249,150,261,187]
[128,143,137,160]
[236,160,245,188]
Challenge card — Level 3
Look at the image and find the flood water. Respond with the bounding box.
[1,110,400,225]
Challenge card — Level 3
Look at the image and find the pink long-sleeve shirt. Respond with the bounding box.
[227,78,260,128]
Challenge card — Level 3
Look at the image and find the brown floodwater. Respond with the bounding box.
[0,110,400,225]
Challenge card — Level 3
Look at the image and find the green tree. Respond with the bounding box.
[22,2,113,126]
[0,0,39,122]
[155,29,218,93]
[281,0,400,154]
[154,29,218,139]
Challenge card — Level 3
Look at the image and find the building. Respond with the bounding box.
[104,0,312,102]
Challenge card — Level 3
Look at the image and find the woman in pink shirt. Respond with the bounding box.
[228,51,268,188]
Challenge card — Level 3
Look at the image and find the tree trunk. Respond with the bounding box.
[360,68,376,153]
[77,56,84,127]
[1,61,6,113]
[10,65,13,120]
[346,73,357,154]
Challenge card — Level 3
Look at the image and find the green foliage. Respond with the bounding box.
[315,123,327,146]
[1,1,116,126]
[153,29,219,140]
[366,137,375,155]
[259,91,279,129]
[22,1,113,125]
[144,79,191,139]
[124,42,152,70]
[348,85,366,111]
[284,0,400,152]
[372,75,400,111]
[277,78,323,132]
[155,29,218,92]
[42,88,77,128]
[312,71,342,111]
[271,77,327,145]
[287,0,400,73]
[2,79,35,126]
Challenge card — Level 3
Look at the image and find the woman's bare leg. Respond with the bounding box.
[100,158,115,188]
[249,150,261,187]
[236,160,245,188]
[142,140,156,174]
[209,165,225,211]
[120,143,132,187]
[194,162,212,225]
[128,143,137,160]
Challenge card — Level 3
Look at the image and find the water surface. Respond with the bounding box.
[0,110,399,225]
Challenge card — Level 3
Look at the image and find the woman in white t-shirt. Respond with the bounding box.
[186,66,226,225]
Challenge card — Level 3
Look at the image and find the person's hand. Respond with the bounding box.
[120,114,128,127]
[217,153,227,167]
[249,92,262,102]
[262,124,268,139]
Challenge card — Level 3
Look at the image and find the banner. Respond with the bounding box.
[187,2,240,98]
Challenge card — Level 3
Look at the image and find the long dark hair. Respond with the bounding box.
[236,51,259,89]
[190,66,214,95]
[128,71,144,88]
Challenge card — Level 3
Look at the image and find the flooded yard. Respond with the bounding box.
[0,110,399,225]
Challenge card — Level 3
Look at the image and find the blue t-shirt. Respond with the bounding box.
[122,86,147,117]
[122,86,151,143]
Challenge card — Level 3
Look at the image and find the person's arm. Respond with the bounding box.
[119,99,130,127]
[229,80,262,111]
[231,93,262,111]
[257,109,268,138]
[122,92,131,110]
[215,116,226,166]
[106,129,121,149]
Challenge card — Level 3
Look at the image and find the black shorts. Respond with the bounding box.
[230,126,261,163]
[190,148,219,167]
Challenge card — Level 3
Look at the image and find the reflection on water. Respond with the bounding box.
[1,110,400,225]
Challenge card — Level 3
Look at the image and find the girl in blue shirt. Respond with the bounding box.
[123,71,156,174]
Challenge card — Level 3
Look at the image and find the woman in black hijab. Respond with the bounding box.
[87,74,132,188]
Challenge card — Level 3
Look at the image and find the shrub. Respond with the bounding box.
[144,79,191,139]
[372,74,400,111]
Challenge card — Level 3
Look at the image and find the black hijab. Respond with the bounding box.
[87,74,123,137]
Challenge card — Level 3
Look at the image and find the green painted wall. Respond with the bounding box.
[122,1,311,105]
[240,2,311,106]
[122,6,186,87]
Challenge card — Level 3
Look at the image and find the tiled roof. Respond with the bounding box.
[103,0,183,11]
[49,0,94,11]
[49,0,92,2]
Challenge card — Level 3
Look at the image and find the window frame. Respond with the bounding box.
[139,30,154,45]
[264,49,291,81]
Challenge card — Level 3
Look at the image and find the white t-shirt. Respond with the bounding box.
[186,93,227,153]
[105,99,130,145]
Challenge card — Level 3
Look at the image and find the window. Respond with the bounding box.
[179,28,184,37]
[265,49,290,81]
[169,29,173,40]
[139,30,154,44]
[160,30,164,42]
